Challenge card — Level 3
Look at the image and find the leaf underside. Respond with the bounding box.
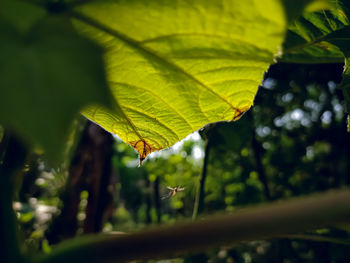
[75,0,287,163]
[2,0,344,162]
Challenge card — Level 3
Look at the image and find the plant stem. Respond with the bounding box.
[154,176,161,224]
[251,131,271,200]
[192,139,211,220]
[36,189,350,263]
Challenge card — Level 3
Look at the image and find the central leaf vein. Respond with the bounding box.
[70,10,243,115]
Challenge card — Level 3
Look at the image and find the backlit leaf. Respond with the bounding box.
[73,0,292,164]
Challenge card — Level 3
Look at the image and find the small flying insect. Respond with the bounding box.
[161,186,185,200]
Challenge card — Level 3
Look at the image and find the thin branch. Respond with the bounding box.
[36,189,350,263]
[154,176,161,224]
[192,140,211,220]
[251,131,271,200]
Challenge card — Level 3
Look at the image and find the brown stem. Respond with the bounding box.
[37,189,350,263]
[83,123,114,233]
[47,121,114,243]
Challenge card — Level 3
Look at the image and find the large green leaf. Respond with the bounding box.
[0,0,331,163]
[0,14,112,162]
[71,0,296,164]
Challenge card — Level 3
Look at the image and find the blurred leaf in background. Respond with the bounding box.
[0,1,113,162]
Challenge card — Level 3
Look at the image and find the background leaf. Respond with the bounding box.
[274,1,350,117]
[0,0,46,34]
[0,15,112,162]
[323,26,350,112]
[280,1,350,63]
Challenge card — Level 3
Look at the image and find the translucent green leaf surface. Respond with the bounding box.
[73,0,290,163]
[0,15,111,161]
[0,0,331,162]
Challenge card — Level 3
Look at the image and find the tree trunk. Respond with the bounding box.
[83,122,114,233]
[47,121,115,243]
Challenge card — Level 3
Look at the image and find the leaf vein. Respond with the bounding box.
[208,78,261,86]
[111,81,195,131]
[113,97,145,143]
[70,11,244,115]
[194,65,266,76]
[140,33,273,54]
[121,105,181,142]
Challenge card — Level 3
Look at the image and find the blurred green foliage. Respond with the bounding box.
[2,1,350,263]
[0,0,113,163]
[12,62,350,262]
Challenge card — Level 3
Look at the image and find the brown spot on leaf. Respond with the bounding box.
[233,106,251,121]
[129,139,159,166]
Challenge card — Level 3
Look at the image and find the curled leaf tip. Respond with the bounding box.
[130,139,158,166]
